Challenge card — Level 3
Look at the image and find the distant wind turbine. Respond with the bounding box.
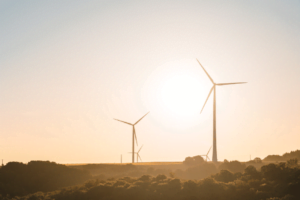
[201,146,212,161]
[136,145,143,163]
[197,59,246,162]
[129,145,143,163]
[114,112,149,163]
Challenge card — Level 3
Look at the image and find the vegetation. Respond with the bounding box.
[1,151,300,199]
[183,155,205,165]
[0,161,91,197]
[264,150,300,162]
[3,160,299,200]
[219,159,246,173]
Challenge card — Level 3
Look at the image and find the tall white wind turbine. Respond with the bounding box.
[197,59,246,162]
[114,112,149,163]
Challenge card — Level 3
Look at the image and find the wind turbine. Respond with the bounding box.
[114,112,149,163]
[197,59,246,162]
[129,145,143,163]
[201,146,212,161]
[136,145,143,163]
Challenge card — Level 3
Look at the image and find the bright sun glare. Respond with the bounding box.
[161,74,202,117]
[143,59,207,130]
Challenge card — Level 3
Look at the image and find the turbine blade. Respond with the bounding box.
[207,146,212,155]
[133,126,138,146]
[138,154,142,162]
[196,59,215,84]
[138,145,143,153]
[134,112,150,125]
[114,119,133,125]
[216,82,247,86]
[200,86,214,114]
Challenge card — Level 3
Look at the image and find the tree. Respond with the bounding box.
[287,158,298,167]
[211,170,235,183]
[253,157,262,163]
[193,156,204,164]
[183,157,194,165]
[244,165,261,180]
[183,156,204,165]
[219,160,246,173]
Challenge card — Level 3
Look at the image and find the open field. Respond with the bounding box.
[65,161,182,166]
[65,160,280,166]
[64,160,281,168]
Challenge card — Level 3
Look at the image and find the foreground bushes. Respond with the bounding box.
[0,161,91,197]
[6,161,300,200]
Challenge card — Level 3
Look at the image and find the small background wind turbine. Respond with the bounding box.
[201,146,212,161]
[136,145,143,163]
[197,59,246,162]
[114,112,149,163]
[129,145,143,163]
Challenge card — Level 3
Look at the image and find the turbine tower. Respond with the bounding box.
[114,112,149,163]
[201,146,212,161]
[197,59,246,162]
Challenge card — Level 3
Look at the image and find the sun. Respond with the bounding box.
[160,73,202,117]
[142,59,208,130]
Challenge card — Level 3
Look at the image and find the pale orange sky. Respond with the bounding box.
[0,1,300,164]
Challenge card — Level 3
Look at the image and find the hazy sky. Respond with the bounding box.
[1,0,300,164]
